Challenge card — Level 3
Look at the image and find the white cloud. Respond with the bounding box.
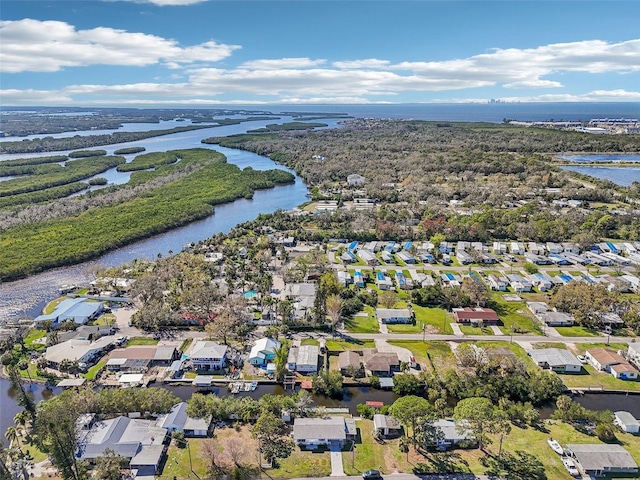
[333,59,391,69]
[239,58,326,70]
[0,19,239,73]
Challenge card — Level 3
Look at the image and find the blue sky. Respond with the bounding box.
[1,0,640,106]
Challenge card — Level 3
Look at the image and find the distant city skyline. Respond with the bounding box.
[1,0,639,106]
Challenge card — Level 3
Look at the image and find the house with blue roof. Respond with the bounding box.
[157,402,212,437]
[35,298,104,327]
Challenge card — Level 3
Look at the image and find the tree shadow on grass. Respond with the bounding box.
[412,451,472,475]
[480,450,547,480]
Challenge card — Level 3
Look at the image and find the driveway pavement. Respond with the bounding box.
[330,445,345,476]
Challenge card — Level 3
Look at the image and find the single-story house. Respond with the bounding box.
[292,416,357,449]
[248,337,281,366]
[538,311,575,327]
[338,351,361,375]
[373,414,402,438]
[614,411,640,434]
[452,307,499,325]
[287,344,319,373]
[44,335,116,370]
[529,348,582,373]
[586,348,633,374]
[77,416,168,475]
[432,419,475,450]
[35,298,104,327]
[157,402,213,437]
[567,443,638,476]
[487,274,507,291]
[189,341,228,371]
[610,362,639,380]
[375,308,412,324]
[362,348,399,377]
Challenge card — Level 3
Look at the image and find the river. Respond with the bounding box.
[0,116,323,321]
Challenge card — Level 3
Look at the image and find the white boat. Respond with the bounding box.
[562,457,580,477]
[547,438,564,455]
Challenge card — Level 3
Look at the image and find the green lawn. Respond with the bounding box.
[82,357,107,381]
[531,342,568,350]
[43,296,67,314]
[557,364,640,392]
[459,325,494,336]
[342,420,409,475]
[325,338,376,352]
[462,340,534,366]
[93,313,116,326]
[301,338,320,346]
[162,439,210,479]
[554,326,600,337]
[490,292,542,335]
[412,305,454,334]
[270,450,332,478]
[24,328,46,345]
[126,337,159,346]
[388,340,456,373]
[386,322,423,333]
[344,309,379,334]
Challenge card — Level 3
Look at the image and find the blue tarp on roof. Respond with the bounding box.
[376,271,386,281]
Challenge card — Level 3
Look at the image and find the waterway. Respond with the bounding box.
[2,376,639,438]
[0,116,321,321]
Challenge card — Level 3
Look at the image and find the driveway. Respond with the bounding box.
[330,444,345,476]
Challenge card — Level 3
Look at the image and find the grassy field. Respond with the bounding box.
[344,309,379,334]
[459,325,494,336]
[555,326,600,337]
[82,357,107,381]
[490,292,542,335]
[126,337,159,346]
[413,306,454,334]
[326,338,376,352]
[462,340,534,365]
[388,340,456,373]
[557,364,640,392]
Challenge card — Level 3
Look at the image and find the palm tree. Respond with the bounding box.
[5,427,18,448]
[273,343,289,382]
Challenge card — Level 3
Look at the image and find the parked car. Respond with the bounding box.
[362,470,382,480]
[577,355,587,364]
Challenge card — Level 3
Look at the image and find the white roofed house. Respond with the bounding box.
[375,308,412,324]
[44,335,116,370]
[627,343,640,369]
[287,342,319,373]
[486,274,507,291]
[529,348,582,373]
[189,341,228,371]
[248,337,281,366]
[614,411,640,434]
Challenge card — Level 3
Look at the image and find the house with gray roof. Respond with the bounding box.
[432,419,475,450]
[567,443,638,476]
[614,411,640,434]
[287,343,319,373]
[189,341,228,371]
[77,416,168,475]
[44,335,116,369]
[373,414,402,438]
[157,402,212,437]
[529,348,582,373]
[375,308,412,324]
[293,416,356,449]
